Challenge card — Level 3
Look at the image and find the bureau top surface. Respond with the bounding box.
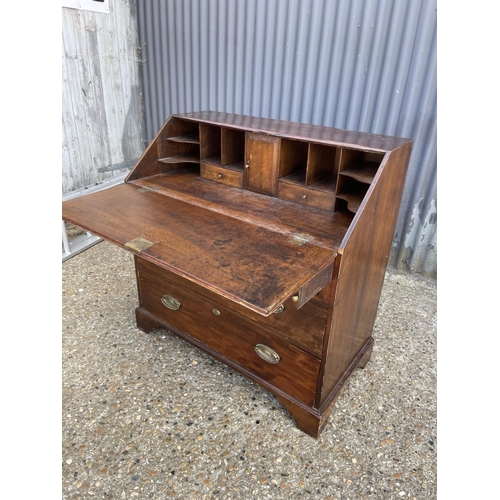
[62,176,341,316]
[178,111,411,152]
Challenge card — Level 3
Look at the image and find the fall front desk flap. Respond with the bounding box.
[62,181,338,316]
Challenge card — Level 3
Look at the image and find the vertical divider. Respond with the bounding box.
[333,148,342,196]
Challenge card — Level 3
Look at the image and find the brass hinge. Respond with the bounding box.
[137,186,156,193]
[124,236,155,254]
[289,233,314,245]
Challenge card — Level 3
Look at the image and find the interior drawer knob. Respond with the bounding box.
[254,344,280,364]
[161,294,181,310]
[272,304,285,314]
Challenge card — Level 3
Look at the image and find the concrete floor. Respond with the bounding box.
[62,241,437,500]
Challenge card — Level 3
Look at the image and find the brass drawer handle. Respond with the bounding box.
[273,304,285,314]
[161,294,181,310]
[254,344,280,364]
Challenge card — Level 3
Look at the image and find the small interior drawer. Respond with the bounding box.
[136,258,321,405]
[200,162,244,188]
[278,181,336,212]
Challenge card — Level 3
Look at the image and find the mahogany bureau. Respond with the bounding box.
[62,111,412,438]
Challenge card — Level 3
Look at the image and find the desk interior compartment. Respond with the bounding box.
[278,139,337,211]
[335,149,385,213]
[158,118,200,168]
[221,128,245,169]
[200,123,222,164]
[278,139,309,185]
[200,125,245,186]
[306,143,338,192]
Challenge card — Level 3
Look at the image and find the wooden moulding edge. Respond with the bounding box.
[316,336,375,414]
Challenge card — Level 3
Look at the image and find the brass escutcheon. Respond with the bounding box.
[254,344,280,364]
[212,308,221,315]
[161,295,181,310]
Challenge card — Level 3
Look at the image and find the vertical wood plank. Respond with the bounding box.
[82,10,112,176]
[95,5,123,168]
[62,8,94,190]
[62,2,144,194]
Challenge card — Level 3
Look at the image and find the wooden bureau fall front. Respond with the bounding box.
[62,111,412,438]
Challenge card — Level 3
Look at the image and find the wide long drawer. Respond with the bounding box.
[136,257,327,357]
[136,258,321,405]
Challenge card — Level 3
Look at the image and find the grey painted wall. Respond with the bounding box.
[135,0,437,276]
[62,0,145,194]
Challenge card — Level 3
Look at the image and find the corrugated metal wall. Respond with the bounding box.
[62,0,145,194]
[135,0,437,276]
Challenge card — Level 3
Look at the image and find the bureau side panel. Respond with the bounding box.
[318,142,412,408]
[126,116,174,181]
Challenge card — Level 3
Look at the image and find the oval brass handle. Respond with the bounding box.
[161,294,181,310]
[254,344,280,364]
[272,304,285,314]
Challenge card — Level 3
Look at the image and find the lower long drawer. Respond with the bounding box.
[136,259,321,406]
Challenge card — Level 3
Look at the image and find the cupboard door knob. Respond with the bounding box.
[254,344,280,364]
[212,308,221,316]
[161,295,181,310]
[217,173,222,178]
[245,162,250,169]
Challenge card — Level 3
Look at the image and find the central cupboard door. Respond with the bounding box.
[244,133,280,196]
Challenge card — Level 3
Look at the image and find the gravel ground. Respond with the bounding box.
[62,241,437,500]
